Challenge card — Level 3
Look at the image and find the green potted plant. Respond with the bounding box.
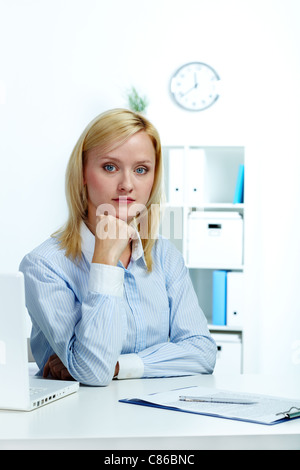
[127,86,149,113]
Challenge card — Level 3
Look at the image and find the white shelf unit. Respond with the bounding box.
[161,145,245,373]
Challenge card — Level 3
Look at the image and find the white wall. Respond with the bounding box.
[0,0,258,269]
[1,0,300,375]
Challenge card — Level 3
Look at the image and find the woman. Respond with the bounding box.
[20,108,216,386]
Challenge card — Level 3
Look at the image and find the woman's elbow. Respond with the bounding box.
[198,338,217,374]
[69,361,114,387]
[205,340,218,374]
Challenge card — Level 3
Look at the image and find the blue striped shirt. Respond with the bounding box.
[19,222,216,386]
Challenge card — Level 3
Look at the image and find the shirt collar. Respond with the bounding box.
[80,220,146,268]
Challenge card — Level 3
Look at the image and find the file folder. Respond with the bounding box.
[226,272,244,327]
[185,148,205,206]
[233,164,244,204]
[168,148,184,205]
[212,270,227,326]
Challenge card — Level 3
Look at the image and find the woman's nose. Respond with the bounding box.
[117,170,133,192]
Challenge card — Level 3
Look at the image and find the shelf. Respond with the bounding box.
[163,203,244,211]
[191,203,244,211]
[187,265,244,271]
[208,325,243,333]
[163,144,245,371]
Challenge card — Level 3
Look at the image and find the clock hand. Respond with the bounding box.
[182,83,198,97]
[194,72,198,87]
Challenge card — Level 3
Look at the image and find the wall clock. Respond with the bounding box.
[170,62,220,111]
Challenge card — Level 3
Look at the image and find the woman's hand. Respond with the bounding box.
[43,354,120,382]
[43,354,74,381]
[92,212,137,266]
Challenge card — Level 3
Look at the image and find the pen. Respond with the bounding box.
[179,396,257,405]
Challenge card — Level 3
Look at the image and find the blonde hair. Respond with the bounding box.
[53,108,163,271]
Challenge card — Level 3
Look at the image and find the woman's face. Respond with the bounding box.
[83,131,156,229]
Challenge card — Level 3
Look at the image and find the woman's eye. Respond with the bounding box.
[104,164,116,172]
[136,167,147,174]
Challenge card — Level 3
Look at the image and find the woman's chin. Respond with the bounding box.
[115,209,132,223]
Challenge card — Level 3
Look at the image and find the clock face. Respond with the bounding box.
[170,62,220,111]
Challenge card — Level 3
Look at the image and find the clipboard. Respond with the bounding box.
[120,385,300,426]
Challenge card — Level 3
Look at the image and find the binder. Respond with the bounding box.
[226,272,244,327]
[212,270,227,326]
[185,148,205,206]
[233,164,244,204]
[168,148,184,205]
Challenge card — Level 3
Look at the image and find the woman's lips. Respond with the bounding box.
[113,197,136,204]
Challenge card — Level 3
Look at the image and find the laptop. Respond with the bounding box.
[0,272,79,411]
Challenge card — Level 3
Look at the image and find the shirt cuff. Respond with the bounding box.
[116,354,144,379]
[88,263,124,297]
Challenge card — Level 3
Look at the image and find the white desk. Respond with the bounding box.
[1,373,300,450]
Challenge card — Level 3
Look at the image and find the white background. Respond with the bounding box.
[0,0,300,375]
